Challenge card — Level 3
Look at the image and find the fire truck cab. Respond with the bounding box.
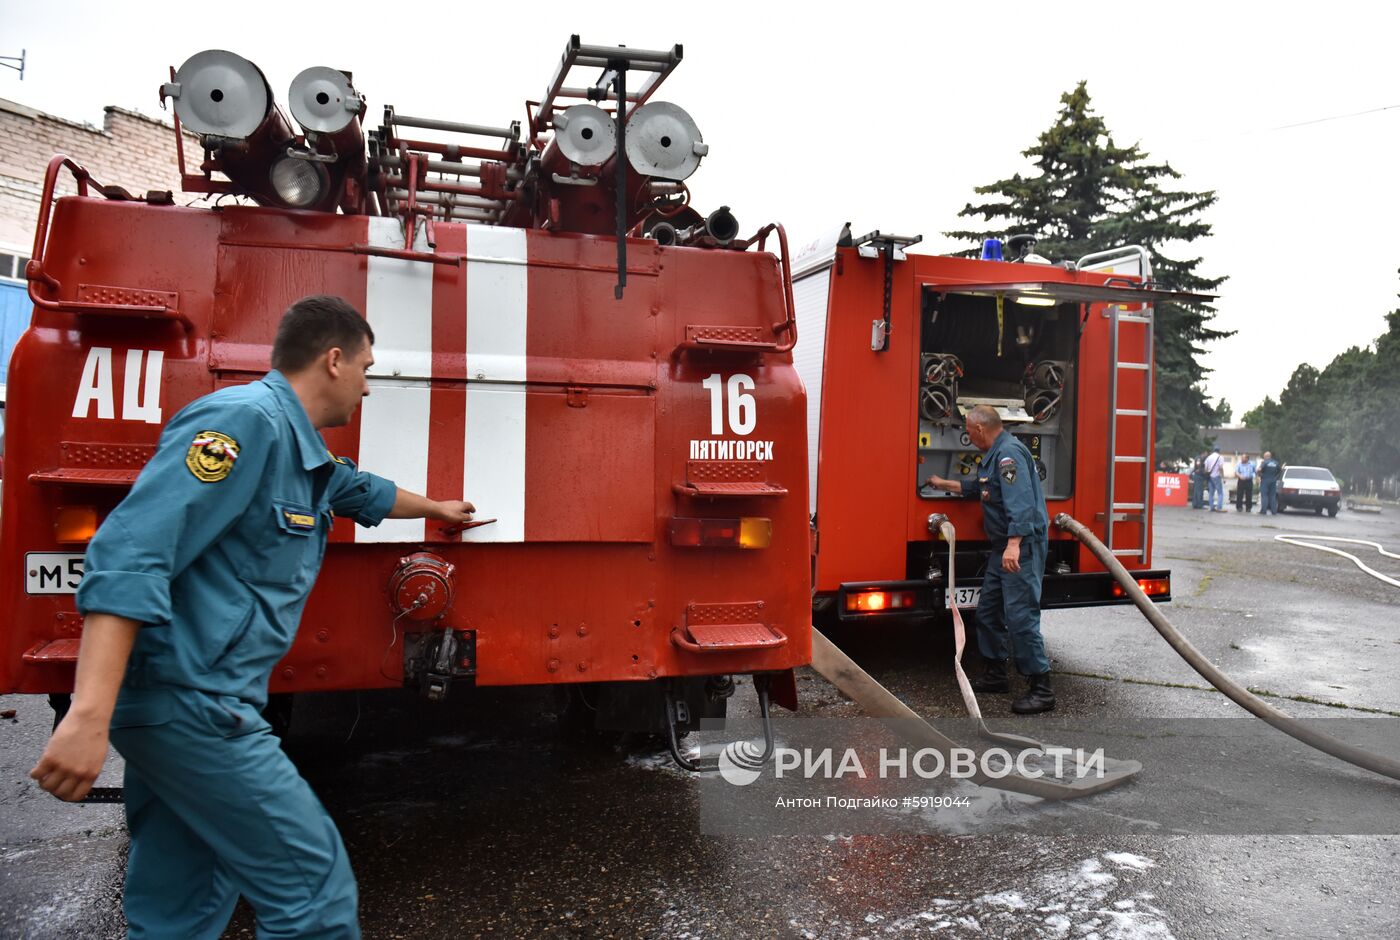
[794,226,1207,626]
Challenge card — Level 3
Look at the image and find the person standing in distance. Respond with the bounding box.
[924,405,1055,714]
[1257,451,1282,515]
[1189,451,1208,510]
[1234,453,1256,512]
[29,295,476,939]
[1204,446,1226,512]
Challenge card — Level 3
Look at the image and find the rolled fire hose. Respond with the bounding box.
[929,515,1043,751]
[1056,513,1400,783]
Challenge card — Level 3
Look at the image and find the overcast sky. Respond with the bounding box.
[3,1,1397,416]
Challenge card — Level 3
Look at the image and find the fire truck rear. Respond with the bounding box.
[793,228,1209,626]
[0,38,810,761]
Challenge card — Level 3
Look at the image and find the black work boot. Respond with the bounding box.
[1012,673,1056,714]
[969,660,1010,694]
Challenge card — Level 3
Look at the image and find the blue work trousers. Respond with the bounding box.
[109,688,359,940]
[1260,480,1279,514]
[974,538,1051,676]
[1208,476,1225,510]
[1189,474,1205,508]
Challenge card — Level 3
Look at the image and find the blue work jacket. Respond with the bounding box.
[76,370,398,707]
[959,430,1048,545]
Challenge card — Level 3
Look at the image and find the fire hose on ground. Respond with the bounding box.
[1055,513,1400,783]
[807,512,1400,802]
[809,512,1143,802]
[1272,534,1400,589]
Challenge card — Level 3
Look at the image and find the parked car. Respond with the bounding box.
[1277,465,1342,516]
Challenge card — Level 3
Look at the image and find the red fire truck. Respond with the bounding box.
[0,38,810,766]
[792,227,1207,626]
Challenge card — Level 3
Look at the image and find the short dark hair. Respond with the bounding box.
[271,295,375,373]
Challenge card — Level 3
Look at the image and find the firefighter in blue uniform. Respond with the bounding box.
[31,296,475,939]
[926,404,1055,714]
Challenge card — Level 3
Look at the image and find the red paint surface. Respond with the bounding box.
[1,194,810,694]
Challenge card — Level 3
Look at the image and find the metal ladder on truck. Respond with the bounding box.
[1078,246,1155,562]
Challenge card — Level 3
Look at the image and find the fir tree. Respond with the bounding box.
[946,82,1231,459]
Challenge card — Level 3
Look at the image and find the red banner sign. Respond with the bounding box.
[1153,473,1188,506]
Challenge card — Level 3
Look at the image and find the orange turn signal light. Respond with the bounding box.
[670,517,773,549]
[1111,577,1170,598]
[845,589,917,613]
[54,505,99,544]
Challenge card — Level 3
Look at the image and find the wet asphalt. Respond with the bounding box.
[2,503,1399,939]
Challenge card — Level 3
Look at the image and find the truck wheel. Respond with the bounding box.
[1313,506,1323,515]
[1327,505,1339,517]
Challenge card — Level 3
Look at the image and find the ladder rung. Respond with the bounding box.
[1112,502,1145,510]
[1115,409,1148,417]
[1113,456,1148,463]
[1117,314,1153,324]
[1117,362,1150,371]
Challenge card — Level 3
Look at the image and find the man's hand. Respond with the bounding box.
[389,488,475,522]
[430,500,476,525]
[925,475,956,492]
[1003,538,1023,573]
[29,613,139,802]
[30,712,109,802]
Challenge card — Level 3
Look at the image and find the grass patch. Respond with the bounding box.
[1193,575,1213,597]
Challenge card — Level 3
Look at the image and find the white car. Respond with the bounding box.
[1277,465,1342,516]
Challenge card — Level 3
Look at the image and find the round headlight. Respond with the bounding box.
[270,157,324,208]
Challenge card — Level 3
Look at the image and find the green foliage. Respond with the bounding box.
[946,82,1231,459]
[1244,293,1400,487]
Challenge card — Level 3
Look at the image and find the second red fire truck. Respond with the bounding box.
[791,226,1208,627]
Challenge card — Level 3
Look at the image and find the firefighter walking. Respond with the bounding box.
[925,405,1056,714]
[29,296,475,938]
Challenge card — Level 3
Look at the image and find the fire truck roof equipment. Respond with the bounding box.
[163,49,270,138]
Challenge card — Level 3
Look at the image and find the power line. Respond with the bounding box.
[1264,102,1399,132]
[1184,103,1399,143]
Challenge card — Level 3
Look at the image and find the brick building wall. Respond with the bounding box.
[0,97,198,253]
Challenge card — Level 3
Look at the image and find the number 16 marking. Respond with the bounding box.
[702,373,757,436]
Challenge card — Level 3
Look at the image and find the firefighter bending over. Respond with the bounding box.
[30,296,476,938]
[925,405,1055,714]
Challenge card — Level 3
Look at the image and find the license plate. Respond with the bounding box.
[1301,489,1323,496]
[25,553,85,594]
[946,586,981,609]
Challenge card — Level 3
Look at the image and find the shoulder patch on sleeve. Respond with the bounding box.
[186,431,240,482]
[1001,463,1017,484]
[998,456,1016,465]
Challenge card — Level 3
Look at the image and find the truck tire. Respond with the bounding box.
[1327,505,1339,517]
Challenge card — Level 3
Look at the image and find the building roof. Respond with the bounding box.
[1203,426,1261,455]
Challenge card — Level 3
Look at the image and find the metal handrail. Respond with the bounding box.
[1074,244,1153,278]
[26,154,194,331]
